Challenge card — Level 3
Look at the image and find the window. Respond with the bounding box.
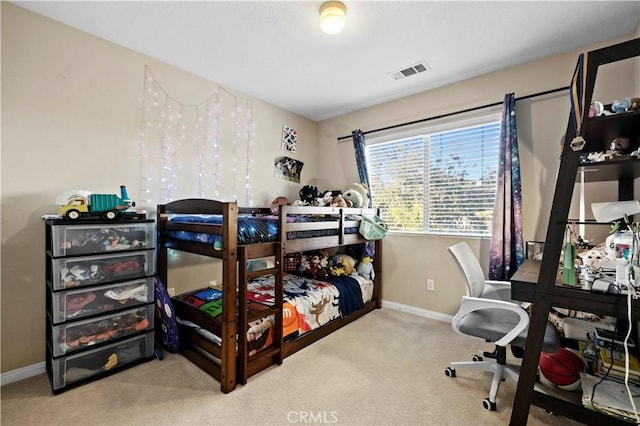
[366,118,501,237]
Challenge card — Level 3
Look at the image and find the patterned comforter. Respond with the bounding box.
[173,273,374,353]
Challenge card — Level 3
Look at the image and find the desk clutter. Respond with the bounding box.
[577,328,640,422]
[536,328,640,422]
[558,226,640,298]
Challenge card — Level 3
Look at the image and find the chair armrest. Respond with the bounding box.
[452,296,529,347]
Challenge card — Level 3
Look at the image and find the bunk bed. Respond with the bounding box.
[156,199,383,393]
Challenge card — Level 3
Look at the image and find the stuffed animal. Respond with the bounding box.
[330,265,346,276]
[297,254,310,274]
[342,183,369,208]
[306,254,322,277]
[298,185,320,206]
[342,190,363,209]
[331,194,350,207]
[332,254,357,275]
[356,256,375,280]
[317,191,334,207]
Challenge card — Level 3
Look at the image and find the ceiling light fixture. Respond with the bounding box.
[320,1,346,35]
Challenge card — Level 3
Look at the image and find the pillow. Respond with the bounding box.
[247,258,275,272]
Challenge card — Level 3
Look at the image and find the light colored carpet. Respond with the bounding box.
[1,308,584,425]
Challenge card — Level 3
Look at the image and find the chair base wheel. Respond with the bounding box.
[482,398,497,411]
[472,355,483,362]
[444,367,456,377]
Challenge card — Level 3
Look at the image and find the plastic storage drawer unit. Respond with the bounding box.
[48,331,155,391]
[49,305,154,357]
[49,222,154,257]
[48,277,154,324]
[49,250,155,290]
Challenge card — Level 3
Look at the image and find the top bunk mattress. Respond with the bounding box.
[165,214,359,246]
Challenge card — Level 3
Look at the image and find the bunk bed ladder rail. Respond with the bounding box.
[236,243,284,385]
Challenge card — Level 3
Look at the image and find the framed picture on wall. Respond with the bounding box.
[526,241,545,260]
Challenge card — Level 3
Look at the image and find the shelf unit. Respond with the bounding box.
[45,218,157,393]
[509,38,640,425]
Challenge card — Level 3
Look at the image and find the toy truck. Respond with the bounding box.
[58,185,135,220]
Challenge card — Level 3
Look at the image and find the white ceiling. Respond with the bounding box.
[12,1,640,121]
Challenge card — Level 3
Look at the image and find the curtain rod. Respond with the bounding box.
[336,86,570,141]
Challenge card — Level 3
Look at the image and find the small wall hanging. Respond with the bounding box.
[281,125,297,153]
[274,156,303,183]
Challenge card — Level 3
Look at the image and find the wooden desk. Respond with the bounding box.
[511,259,640,319]
[510,259,638,425]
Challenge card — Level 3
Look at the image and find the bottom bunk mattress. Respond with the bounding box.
[172,273,374,355]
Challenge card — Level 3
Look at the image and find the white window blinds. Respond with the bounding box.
[366,121,500,236]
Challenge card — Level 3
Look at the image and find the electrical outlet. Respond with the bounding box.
[427,279,435,291]
[167,287,175,296]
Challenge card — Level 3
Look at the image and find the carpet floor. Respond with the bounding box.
[1,308,586,425]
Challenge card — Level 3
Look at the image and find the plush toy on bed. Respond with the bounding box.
[317,191,334,207]
[356,256,375,280]
[331,193,350,207]
[342,190,363,209]
[331,253,357,275]
[298,185,321,206]
[342,183,369,208]
[297,254,310,274]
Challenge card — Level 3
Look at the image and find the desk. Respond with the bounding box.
[511,259,640,319]
[510,259,638,425]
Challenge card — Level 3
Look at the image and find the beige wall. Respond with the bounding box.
[1,3,318,372]
[318,35,639,317]
[1,2,638,374]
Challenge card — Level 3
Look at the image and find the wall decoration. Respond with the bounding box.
[526,241,545,260]
[281,125,297,153]
[138,66,255,211]
[274,156,303,183]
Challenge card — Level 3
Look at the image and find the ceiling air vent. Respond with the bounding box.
[389,61,431,81]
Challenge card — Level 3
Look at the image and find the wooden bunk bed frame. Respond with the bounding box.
[156,199,383,393]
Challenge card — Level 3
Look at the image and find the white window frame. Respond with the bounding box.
[365,109,502,237]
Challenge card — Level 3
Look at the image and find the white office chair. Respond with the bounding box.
[444,242,559,411]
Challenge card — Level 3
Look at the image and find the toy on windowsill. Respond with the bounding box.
[54,185,138,221]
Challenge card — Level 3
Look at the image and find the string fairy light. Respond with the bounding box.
[245,99,255,206]
[138,66,255,206]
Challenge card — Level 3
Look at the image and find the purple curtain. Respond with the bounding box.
[489,93,524,280]
[351,129,372,207]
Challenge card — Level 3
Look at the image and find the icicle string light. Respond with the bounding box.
[245,100,255,206]
[138,66,255,206]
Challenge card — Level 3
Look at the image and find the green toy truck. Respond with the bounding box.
[58,185,135,220]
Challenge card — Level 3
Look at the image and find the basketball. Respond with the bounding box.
[539,348,583,391]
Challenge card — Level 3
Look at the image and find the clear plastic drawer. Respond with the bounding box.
[49,305,154,357]
[49,331,154,391]
[48,277,154,324]
[49,222,154,257]
[49,250,155,290]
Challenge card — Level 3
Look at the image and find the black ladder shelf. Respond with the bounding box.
[510,37,640,425]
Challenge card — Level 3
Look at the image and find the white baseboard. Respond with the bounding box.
[1,301,450,387]
[382,299,453,323]
[1,361,45,386]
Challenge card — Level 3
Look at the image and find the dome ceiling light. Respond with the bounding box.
[320,1,346,35]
